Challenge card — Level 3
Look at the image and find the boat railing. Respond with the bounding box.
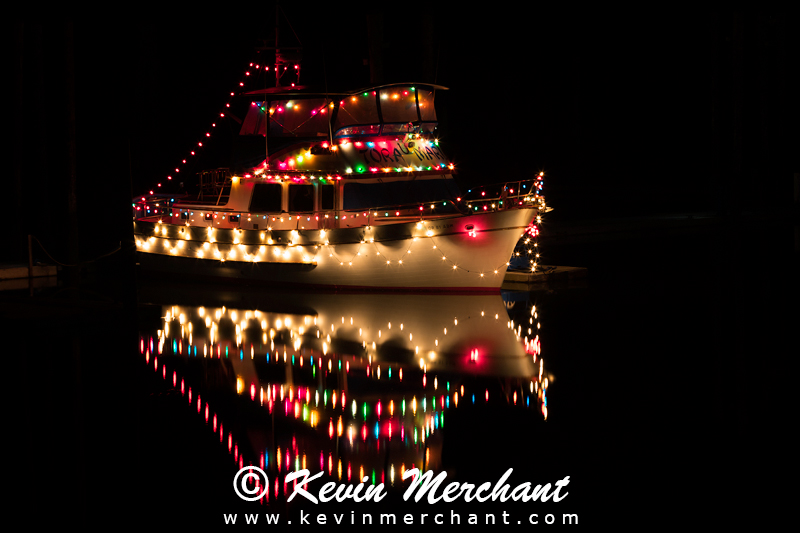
[459,178,544,214]
[132,193,189,220]
[135,200,455,226]
[134,192,542,225]
[197,168,232,201]
[133,176,543,225]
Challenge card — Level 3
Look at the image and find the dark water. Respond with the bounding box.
[8,219,796,527]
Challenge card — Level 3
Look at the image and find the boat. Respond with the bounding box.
[132,59,545,292]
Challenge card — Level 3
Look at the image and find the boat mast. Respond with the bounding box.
[261,3,282,170]
[268,3,279,167]
[263,64,269,170]
[257,2,303,170]
[274,2,281,89]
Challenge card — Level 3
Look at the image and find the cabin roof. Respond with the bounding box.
[239,82,448,100]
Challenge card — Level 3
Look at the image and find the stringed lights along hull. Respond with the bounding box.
[134,208,536,291]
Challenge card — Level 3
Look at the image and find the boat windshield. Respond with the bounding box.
[335,85,437,137]
[239,86,439,140]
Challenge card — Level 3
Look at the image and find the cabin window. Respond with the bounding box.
[239,99,332,138]
[342,179,461,211]
[319,185,334,210]
[249,183,282,213]
[378,87,420,123]
[228,215,240,222]
[335,95,379,133]
[269,99,332,137]
[381,122,437,134]
[415,89,437,122]
[289,184,314,213]
[180,211,190,220]
[382,123,419,134]
[336,124,381,137]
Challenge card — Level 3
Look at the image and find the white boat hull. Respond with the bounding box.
[134,208,536,291]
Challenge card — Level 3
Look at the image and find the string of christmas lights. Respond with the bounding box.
[150,58,303,193]
[141,336,249,471]
[136,200,543,281]
[136,223,529,281]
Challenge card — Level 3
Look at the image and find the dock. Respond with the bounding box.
[0,264,58,291]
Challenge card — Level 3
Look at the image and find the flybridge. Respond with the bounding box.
[235,83,453,178]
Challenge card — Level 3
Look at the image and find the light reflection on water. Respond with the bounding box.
[137,286,551,503]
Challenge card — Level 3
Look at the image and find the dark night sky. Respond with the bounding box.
[8,9,798,257]
[118,9,711,201]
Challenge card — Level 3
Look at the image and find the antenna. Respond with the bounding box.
[255,3,303,88]
[271,2,302,88]
[252,3,305,168]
